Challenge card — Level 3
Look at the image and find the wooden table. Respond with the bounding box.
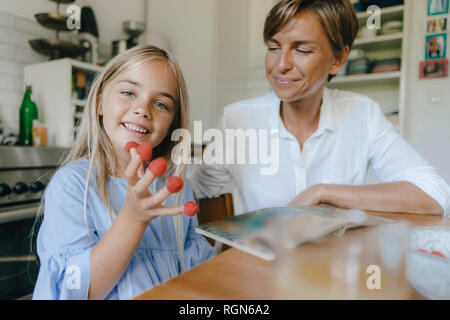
[135,211,447,300]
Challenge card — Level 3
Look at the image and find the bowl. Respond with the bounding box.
[406,227,450,300]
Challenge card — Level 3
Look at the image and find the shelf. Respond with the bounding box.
[353,33,403,50]
[329,71,401,85]
[67,58,104,73]
[356,4,404,21]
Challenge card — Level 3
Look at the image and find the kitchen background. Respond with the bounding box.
[0,0,449,299]
[0,0,449,180]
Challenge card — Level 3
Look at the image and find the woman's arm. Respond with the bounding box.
[288,182,444,215]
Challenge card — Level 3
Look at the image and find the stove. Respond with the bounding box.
[0,146,66,299]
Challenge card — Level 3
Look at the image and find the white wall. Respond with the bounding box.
[402,1,450,182]
[146,0,218,137]
[145,0,276,136]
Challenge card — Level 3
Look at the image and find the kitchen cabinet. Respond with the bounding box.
[24,58,103,147]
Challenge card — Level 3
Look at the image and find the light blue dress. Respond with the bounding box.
[32,159,215,300]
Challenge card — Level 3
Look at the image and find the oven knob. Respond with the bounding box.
[0,183,12,197]
[12,182,29,195]
[30,181,45,193]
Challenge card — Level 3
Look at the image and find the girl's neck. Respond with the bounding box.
[115,151,130,179]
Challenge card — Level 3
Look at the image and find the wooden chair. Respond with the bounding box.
[198,193,234,252]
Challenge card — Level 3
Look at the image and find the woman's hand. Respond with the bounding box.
[121,148,184,224]
[286,184,326,207]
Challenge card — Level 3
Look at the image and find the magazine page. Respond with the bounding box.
[195,206,393,260]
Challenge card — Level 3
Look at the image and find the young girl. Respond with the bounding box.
[32,45,215,300]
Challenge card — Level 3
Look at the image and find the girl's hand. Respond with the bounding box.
[121,148,184,224]
[286,184,326,207]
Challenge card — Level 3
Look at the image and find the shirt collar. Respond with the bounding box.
[270,87,335,139]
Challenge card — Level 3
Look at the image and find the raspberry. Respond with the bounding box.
[184,201,199,217]
[166,176,184,193]
[136,143,153,162]
[124,141,139,153]
[149,158,167,177]
[430,250,448,259]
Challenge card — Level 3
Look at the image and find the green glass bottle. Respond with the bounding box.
[18,85,38,146]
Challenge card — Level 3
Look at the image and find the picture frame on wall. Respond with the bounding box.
[419,59,448,79]
[425,33,447,59]
[427,17,447,33]
[428,0,449,16]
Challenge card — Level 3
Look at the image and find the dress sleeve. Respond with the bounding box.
[368,101,450,217]
[182,182,216,270]
[32,168,99,300]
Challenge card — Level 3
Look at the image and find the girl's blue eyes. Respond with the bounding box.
[121,91,136,98]
[121,91,169,111]
[155,101,169,111]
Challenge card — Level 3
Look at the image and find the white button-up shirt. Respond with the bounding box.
[189,88,450,217]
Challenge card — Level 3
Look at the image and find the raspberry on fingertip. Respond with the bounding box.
[184,201,199,217]
[166,176,184,193]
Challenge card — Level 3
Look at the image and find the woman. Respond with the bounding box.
[190,0,449,217]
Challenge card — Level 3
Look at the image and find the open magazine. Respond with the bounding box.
[195,205,393,260]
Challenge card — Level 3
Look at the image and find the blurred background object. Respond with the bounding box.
[111,20,145,58]
[28,0,87,60]
[78,6,99,64]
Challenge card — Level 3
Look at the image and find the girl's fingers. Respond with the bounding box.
[147,205,184,217]
[142,187,171,209]
[125,148,142,186]
[134,168,156,195]
[137,164,145,179]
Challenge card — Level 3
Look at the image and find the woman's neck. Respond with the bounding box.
[280,86,325,149]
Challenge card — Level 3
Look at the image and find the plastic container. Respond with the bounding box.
[32,120,48,147]
[406,228,450,299]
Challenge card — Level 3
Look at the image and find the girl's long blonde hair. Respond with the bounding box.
[67,45,189,222]
[34,45,191,272]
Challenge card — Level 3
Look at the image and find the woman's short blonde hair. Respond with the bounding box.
[263,0,359,81]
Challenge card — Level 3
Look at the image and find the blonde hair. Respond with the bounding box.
[33,45,191,272]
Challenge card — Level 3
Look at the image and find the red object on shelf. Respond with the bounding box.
[149,158,167,177]
[124,141,139,153]
[184,201,199,217]
[136,143,153,162]
[166,176,184,193]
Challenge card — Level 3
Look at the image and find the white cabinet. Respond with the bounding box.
[24,58,103,147]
